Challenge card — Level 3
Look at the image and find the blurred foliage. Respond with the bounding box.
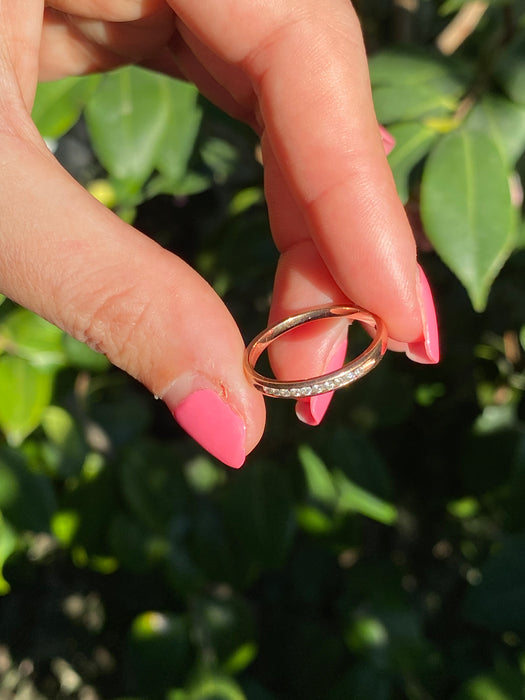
[2,1,525,698]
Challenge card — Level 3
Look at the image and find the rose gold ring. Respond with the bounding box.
[244,304,387,399]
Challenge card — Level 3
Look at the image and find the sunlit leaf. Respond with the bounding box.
[32,75,100,139]
[85,66,172,190]
[0,308,65,368]
[421,129,514,311]
[0,356,54,446]
[298,444,337,507]
[334,470,398,525]
[154,79,204,188]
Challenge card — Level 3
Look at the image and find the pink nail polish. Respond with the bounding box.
[165,389,246,469]
[406,265,440,364]
[379,125,396,156]
[295,339,348,426]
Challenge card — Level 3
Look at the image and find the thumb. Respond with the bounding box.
[0,129,265,468]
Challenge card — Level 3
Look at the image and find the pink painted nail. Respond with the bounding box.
[165,388,246,469]
[379,125,396,156]
[406,265,440,364]
[295,339,348,426]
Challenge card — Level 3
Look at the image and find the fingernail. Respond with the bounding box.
[295,339,348,426]
[406,264,440,364]
[379,125,396,156]
[164,387,246,469]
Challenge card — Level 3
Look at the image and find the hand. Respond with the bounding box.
[0,1,438,467]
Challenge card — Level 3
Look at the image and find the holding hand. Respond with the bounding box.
[0,0,438,467]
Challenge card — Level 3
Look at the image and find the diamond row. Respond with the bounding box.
[263,369,363,398]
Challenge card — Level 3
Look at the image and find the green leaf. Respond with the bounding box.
[369,49,467,87]
[386,122,438,203]
[85,67,173,191]
[126,612,192,694]
[0,514,17,594]
[298,444,337,507]
[186,674,247,700]
[298,442,397,526]
[154,80,205,190]
[454,671,525,700]
[192,592,257,674]
[464,96,525,167]
[40,405,87,478]
[334,470,398,525]
[62,333,110,371]
[373,84,459,124]
[0,356,54,446]
[370,49,466,124]
[0,446,56,532]
[32,75,101,139]
[0,308,66,369]
[420,130,514,311]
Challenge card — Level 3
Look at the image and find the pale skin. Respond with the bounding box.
[0,1,424,458]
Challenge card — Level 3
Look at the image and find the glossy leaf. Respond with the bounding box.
[32,75,100,139]
[334,470,398,525]
[387,122,438,203]
[0,308,65,369]
[421,130,514,311]
[464,96,525,167]
[298,444,337,507]
[85,67,205,198]
[0,356,54,446]
[154,79,205,191]
[298,443,397,525]
[85,67,172,190]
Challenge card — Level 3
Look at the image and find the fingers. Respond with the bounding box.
[168,0,425,344]
[0,121,265,468]
[40,6,175,79]
[46,0,166,22]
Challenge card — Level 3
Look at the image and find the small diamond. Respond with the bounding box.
[301,387,312,396]
[312,384,322,394]
[290,388,302,398]
[280,389,292,398]
[323,381,335,391]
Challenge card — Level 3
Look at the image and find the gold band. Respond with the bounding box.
[244,304,387,398]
